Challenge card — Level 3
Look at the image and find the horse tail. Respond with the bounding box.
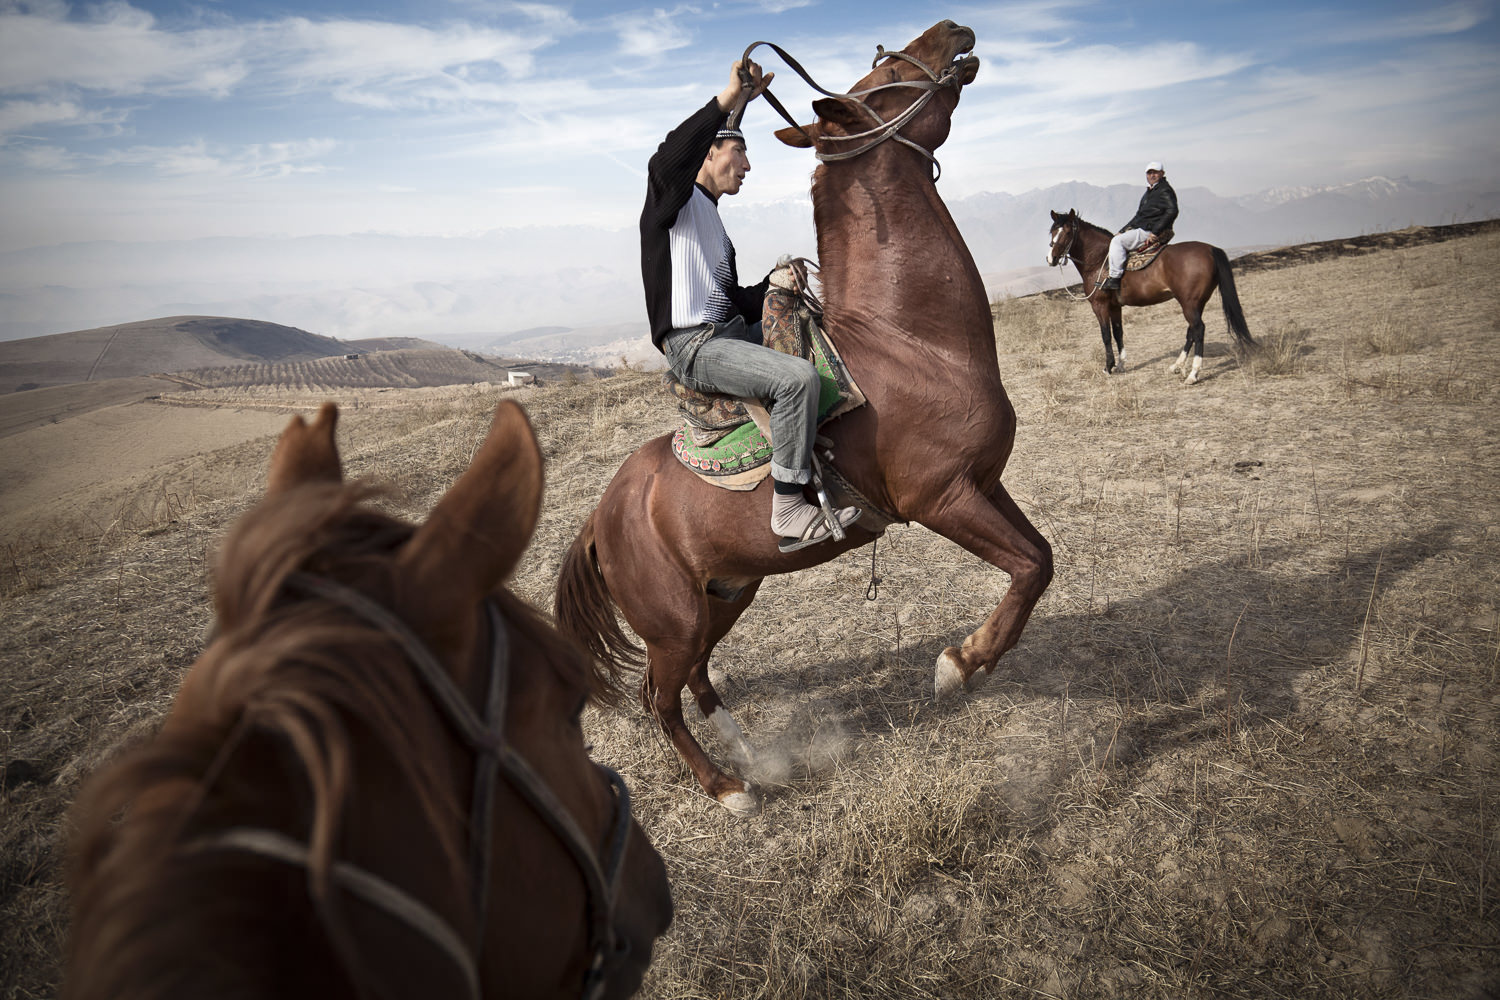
[1212,246,1253,343]
[554,511,644,698]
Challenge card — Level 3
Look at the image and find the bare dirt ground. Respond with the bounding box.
[2,227,1498,998]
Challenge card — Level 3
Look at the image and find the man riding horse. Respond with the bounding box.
[641,58,860,552]
[1102,161,1177,292]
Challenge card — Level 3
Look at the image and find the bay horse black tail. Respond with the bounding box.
[1213,246,1252,344]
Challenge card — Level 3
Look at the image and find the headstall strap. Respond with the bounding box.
[735,39,965,180]
[197,572,636,999]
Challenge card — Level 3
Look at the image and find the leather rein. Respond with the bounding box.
[726,40,968,180]
[188,573,634,1000]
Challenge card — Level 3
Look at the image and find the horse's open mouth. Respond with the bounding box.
[954,52,980,85]
[946,25,979,85]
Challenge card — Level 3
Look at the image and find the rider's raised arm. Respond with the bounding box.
[642,99,726,231]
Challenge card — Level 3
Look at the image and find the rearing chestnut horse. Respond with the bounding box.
[556,22,1052,816]
[1047,208,1252,382]
[66,402,672,1000]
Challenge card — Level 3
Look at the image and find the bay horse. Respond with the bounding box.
[555,21,1052,816]
[1047,208,1252,382]
[65,401,672,1000]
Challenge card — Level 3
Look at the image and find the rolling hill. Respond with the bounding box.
[0,316,357,393]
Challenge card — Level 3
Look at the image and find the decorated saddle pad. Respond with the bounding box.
[1126,230,1174,270]
[667,274,865,490]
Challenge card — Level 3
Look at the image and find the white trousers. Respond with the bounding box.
[1108,228,1154,278]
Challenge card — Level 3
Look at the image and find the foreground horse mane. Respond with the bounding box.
[66,477,608,998]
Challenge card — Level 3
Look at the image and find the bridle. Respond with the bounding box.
[1049,218,1079,268]
[188,573,635,1000]
[726,40,971,180]
[1049,216,1107,302]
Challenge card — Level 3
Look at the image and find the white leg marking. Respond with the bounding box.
[708,706,755,763]
[718,785,760,817]
[1116,348,1127,372]
[1170,350,1187,374]
[1186,355,1203,385]
[934,650,966,700]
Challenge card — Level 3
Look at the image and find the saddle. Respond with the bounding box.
[666,259,865,490]
[1125,230,1174,270]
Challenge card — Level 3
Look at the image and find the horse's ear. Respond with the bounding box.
[266,402,341,495]
[1069,208,1077,218]
[775,123,819,148]
[1050,210,1061,222]
[397,400,543,612]
[812,96,868,132]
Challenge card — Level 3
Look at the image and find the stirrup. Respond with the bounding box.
[778,507,863,553]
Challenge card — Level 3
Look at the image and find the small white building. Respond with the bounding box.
[506,370,535,387]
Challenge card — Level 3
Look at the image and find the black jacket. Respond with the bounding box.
[1121,178,1178,235]
[639,98,767,349]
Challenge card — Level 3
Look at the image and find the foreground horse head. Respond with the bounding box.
[1048,208,1252,381]
[66,401,672,1000]
[557,23,1053,817]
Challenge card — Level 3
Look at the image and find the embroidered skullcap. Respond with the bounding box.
[1145,161,1164,172]
[716,127,746,145]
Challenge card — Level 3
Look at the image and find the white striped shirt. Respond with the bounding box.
[669,186,737,329]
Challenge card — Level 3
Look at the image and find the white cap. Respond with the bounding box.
[1145,161,1164,172]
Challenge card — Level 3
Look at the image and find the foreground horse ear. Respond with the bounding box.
[812,96,868,132]
[775,123,818,148]
[397,400,543,609]
[266,402,342,495]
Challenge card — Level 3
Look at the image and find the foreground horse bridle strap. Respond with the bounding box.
[727,40,967,180]
[190,573,634,1000]
[188,826,483,1000]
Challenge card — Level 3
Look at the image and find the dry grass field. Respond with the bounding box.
[2,227,1498,998]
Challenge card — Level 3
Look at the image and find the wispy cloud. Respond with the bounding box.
[1326,0,1491,44]
[613,7,695,60]
[67,137,340,178]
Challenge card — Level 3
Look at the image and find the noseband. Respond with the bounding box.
[189,573,634,1000]
[729,40,969,180]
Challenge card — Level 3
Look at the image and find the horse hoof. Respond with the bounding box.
[1184,372,1200,385]
[934,649,966,700]
[717,789,760,817]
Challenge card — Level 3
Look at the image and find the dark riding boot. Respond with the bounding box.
[1102,275,1121,291]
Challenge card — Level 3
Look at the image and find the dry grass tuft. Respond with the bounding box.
[1236,320,1310,377]
[4,229,1500,999]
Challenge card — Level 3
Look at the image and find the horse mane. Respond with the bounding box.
[65,477,600,998]
[1072,215,1113,240]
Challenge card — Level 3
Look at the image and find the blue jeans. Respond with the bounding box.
[661,316,819,484]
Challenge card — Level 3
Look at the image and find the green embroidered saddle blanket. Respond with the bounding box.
[1125,230,1174,270]
[667,265,865,490]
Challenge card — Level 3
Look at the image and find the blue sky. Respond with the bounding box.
[1,0,1497,254]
